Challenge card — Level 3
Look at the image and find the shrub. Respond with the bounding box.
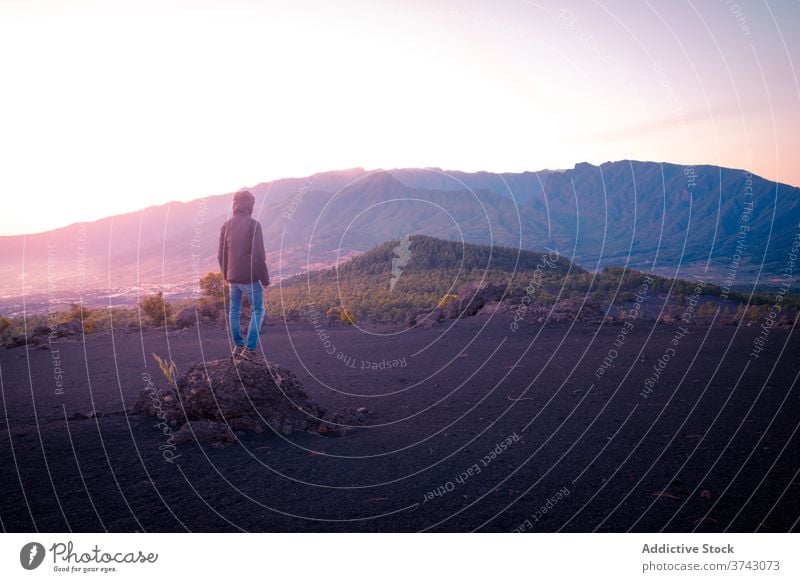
[200,272,226,302]
[747,303,768,323]
[326,307,342,323]
[324,306,357,325]
[66,303,95,333]
[197,272,226,321]
[437,294,458,309]
[67,303,92,321]
[614,291,634,303]
[339,308,357,325]
[141,291,172,327]
[696,301,718,320]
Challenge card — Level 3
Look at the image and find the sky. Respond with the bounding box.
[1,0,798,235]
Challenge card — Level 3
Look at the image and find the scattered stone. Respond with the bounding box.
[322,407,372,433]
[522,298,605,323]
[477,301,511,315]
[330,406,371,426]
[6,335,28,349]
[131,385,185,425]
[405,309,426,328]
[174,307,198,329]
[198,300,223,322]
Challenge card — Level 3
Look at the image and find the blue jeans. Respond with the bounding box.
[228,281,265,350]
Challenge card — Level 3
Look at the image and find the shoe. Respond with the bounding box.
[240,348,264,364]
[232,345,245,358]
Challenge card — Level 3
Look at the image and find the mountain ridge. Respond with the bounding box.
[1,160,797,310]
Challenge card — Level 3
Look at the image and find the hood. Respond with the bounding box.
[232,190,255,215]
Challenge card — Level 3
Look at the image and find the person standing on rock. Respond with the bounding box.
[218,189,270,363]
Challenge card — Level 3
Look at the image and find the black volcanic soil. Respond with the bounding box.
[1,313,798,532]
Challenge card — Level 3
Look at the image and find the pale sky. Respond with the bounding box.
[1,0,798,235]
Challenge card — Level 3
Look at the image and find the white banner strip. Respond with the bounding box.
[2,533,798,581]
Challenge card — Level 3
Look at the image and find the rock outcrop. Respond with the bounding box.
[132,356,328,445]
[406,281,541,327]
[446,281,510,318]
[174,307,197,329]
[405,282,609,327]
[174,300,224,329]
[5,318,84,348]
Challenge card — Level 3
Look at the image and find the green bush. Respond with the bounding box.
[200,272,226,302]
[339,308,357,325]
[141,291,172,327]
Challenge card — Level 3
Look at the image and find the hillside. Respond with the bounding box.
[264,235,791,324]
[266,236,578,322]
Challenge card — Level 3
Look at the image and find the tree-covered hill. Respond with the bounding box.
[266,236,577,321]
[263,235,796,323]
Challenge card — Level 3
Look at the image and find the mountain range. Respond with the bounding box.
[1,160,797,312]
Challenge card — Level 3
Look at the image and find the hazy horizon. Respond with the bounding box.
[1,157,798,238]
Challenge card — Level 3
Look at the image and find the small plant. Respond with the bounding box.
[694,301,718,321]
[141,291,173,326]
[747,303,768,323]
[325,306,357,324]
[152,352,179,387]
[66,303,95,333]
[339,308,357,325]
[0,315,11,334]
[67,303,92,321]
[199,272,226,302]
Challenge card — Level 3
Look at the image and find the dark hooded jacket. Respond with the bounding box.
[218,190,270,286]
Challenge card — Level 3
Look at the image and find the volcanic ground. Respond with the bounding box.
[1,313,798,532]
